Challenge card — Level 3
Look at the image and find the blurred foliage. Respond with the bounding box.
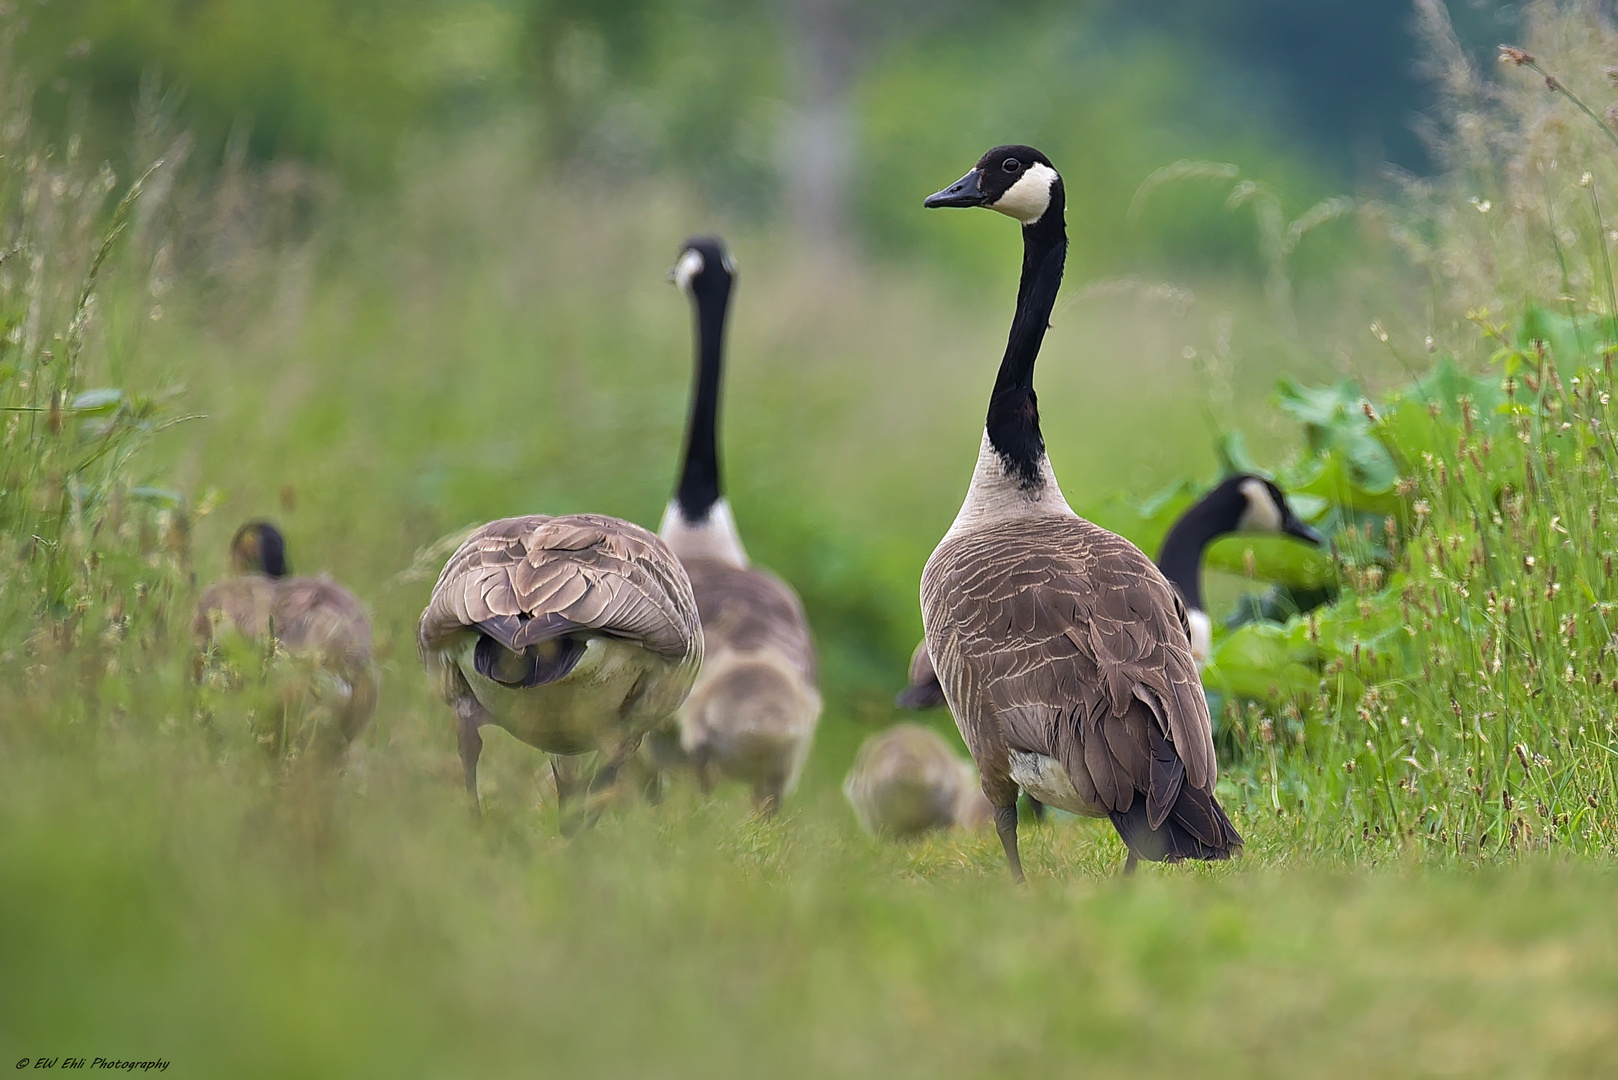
[4,0,1501,286]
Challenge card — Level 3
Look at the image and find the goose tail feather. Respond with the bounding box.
[1109,784,1242,863]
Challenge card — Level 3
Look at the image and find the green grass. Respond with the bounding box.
[7,739,1618,1078]
[8,4,1618,1075]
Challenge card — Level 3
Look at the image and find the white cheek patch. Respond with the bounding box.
[989,162,1057,224]
[1237,478,1285,534]
[673,249,705,292]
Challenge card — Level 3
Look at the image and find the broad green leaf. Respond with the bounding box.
[1204,534,1336,590]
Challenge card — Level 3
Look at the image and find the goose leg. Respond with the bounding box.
[1123,851,1139,877]
[753,782,782,817]
[454,696,488,816]
[691,748,717,795]
[585,735,643,798]
[552,754,588,805]
[558,736,646,836]
[994,803,1025,883]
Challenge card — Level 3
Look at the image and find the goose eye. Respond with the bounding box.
[1002,158,1021,173]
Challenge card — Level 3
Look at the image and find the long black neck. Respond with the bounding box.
[985,198,1067,490]
[675,278,731,521]
[1156,495,1245,611]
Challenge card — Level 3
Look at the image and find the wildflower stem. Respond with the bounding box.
[1587,183,1618,325]
[1516,55,1618,155]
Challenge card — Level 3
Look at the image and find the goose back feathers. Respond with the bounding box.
[895,472,1326,688]
[923,516,1236,859]
[419,513,703,810]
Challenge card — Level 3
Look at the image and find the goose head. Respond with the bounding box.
[669,235,736,301]
[923,145,1064,226]
[1232,476,1322,545]
[228,520,289,578]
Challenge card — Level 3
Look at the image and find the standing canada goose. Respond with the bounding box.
[194,520,378,758]
[657,236,821,812]
[1157,473,1321,664]
[844,723,991,838]
[418,513,703,820]
[918,145,1241,880]
[896,474,1324,702]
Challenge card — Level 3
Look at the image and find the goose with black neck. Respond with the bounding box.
[919,145,1242,880]
[656,236,821,813]
[1157,474,1322,664]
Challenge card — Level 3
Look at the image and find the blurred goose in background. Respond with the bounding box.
[657,236,821,813]
[194,520,378,759]
[1156,473,1321,664]
[896,472,1323,704]
[918,145,1241,880]
[844,724,991,838]
[418,514,703,821]
[894,640,947,710]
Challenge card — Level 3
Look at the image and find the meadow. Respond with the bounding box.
[6,2,1618,1076]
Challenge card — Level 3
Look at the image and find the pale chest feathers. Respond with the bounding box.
[659,497,748,567]
[941,430,1075,541]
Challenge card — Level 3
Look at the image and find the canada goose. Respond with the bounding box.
[656,236,821,812]
[1157,473,1321,664]
[844,723,991,838]
[418,513,703,819]
[919,145,1241,880]
[194,520,378,758]
[896,474,1324,703]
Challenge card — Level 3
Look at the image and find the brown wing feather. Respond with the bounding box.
[418,513,700,663]
[921,515,1216,817]
[273,576,373,665]
[679,557,815,682]
[194,576,278,642]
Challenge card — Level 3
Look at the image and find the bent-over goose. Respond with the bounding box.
[1157,473,1321,664]
[657,237,820,812]
[844,723,991,838]
[194,520,378,758]
[919,145,1242,879]
[897,474,1323,702]
[418,513,703,818]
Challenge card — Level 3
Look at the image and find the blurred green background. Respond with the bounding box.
[5,0,1514,722]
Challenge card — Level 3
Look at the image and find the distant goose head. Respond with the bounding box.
[924,145,1064,228]
[1223,475,1323,546]
[669,235,736,304]
[228,520,288,579]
